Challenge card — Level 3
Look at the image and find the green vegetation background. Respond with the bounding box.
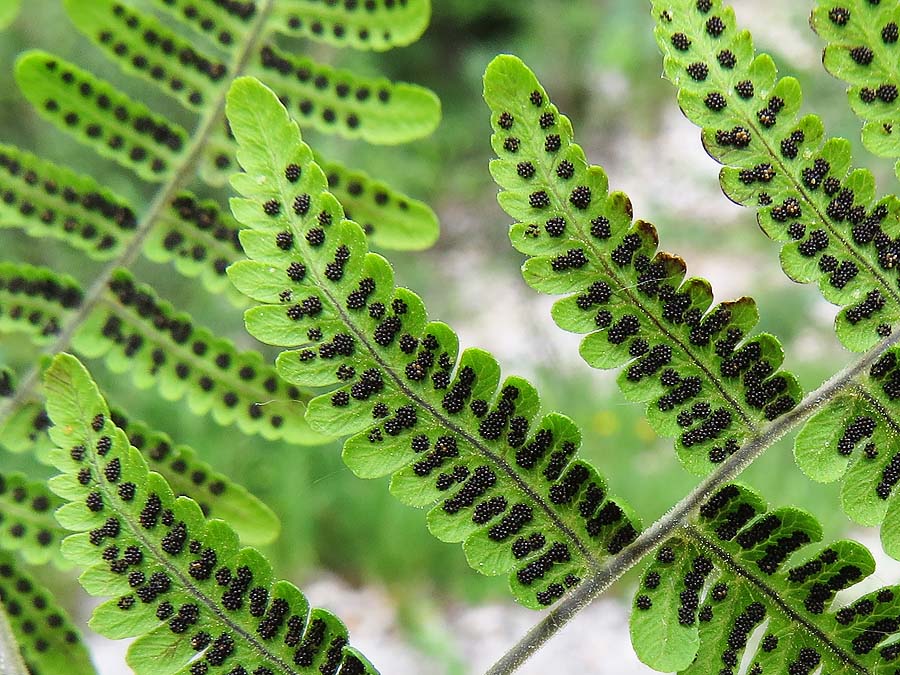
[0,0,894,626]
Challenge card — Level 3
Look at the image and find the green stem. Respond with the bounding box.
[483,327,900,675]
[0,0,275,426]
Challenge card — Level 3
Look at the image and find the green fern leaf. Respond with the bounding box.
[630,483,898,674]
[653,0,900,352]
[142,0,256,52]
[0,551,95,675]
[109,409,281,546]
[484,54,801,476]
[271,0,431,51]
[15,51,189,182]
[795,345,900,559]
[0,473,66,567]
[72,269,327,446]
[0,263,83,345]
[64,0,228,113]
[811,0,900,178]
[43,353,378,675]
[0,144,137,258]
[247,43,440,144]
[225,76,641,609]
[0,400,53,460]
[316,155,440,251]
[145,192,248,307]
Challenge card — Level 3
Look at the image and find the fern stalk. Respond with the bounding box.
[0,603,27,675]
[0,0,276,426]
[484,327,900,675]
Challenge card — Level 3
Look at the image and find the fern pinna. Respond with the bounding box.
[631,483,900,675]
[647,0,900,561]
[41,353,378,675]
[0,2,439,668]
[225,76,642,610]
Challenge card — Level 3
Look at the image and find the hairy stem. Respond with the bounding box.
[0,0,274,425]
[484,328,900,675]
[0,602,28,675]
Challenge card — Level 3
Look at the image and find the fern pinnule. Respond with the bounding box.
[271,0,431,51]
[226,75,641,609]
[43,353,379,675]
[654,0,900,354]
[811,0,900,179]
[0,551,95,675]
[485,54,801,478]
[631,483,900,675]
[0,473,65,567]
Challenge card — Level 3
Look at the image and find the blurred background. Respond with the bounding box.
[1,0,900,672]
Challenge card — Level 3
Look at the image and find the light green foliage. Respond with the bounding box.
[0,263,82,345]
[0,0,20,30]
[0,144,137,258]
[65,0,228,113]
[485,55,801,477]
[73,269,326,445]
[0,473,66,567]
[654,0,900,353]
[0,551,95,675]
[271,0,431,51]
[43,353,378,675]
[226,76,641,609]
[109,409,281,546]
[16,51,189,182]
[144,192,248,307]
[811,0,900,178]
[630,483,898,674]
[795,344,900,558]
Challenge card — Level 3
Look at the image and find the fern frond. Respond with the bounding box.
[43,353,378,675]
[0,263,82,345]
[109,409,281,547]
[631,483,898,674]
[225,76,641,609]
[73,269,326,446]
[653,0,900,352]
[271,0,431,51]
[145,192,248,306]
[811,0,900,179]
[15,51,189,182]
[64,0,228,113]
[484,54,801,476]
[0,399,53,460]
[0,144,137,258]
[0,551,95,675]
[795,343,900,559]
[0,473,65,567]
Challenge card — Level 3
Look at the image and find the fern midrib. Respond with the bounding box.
[0,0,276,427]
[682,524,869,674]
[77,431,301,675]
[687,34,900,312]
[255,138,600,567]
[527,130,758,431]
